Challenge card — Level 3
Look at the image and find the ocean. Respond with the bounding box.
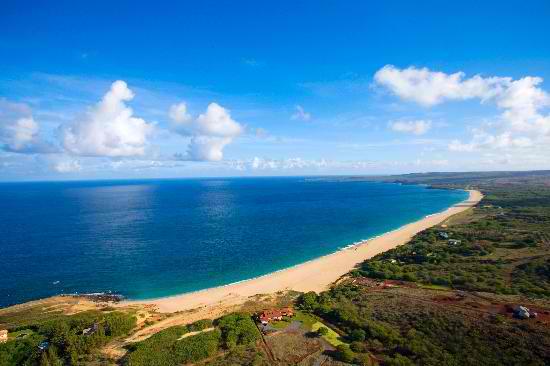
[0,177,467,308]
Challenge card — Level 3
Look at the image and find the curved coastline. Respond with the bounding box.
[121,189,483,313]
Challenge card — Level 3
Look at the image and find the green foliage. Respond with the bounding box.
[125,325,188,366]
[384,354,415,366]
[126,313,258,366]
[317,326,329,336]
[350,328,366,342]
[126,328,221,366]
[335,344,355,363]
[312,279,550,365]
[350,340,367,353]
[172,330,221,363]
[186,318,213,332]
[216,313,259,350]
[0,311,136,366]
[297,291,319,311]
[206,344,269,366]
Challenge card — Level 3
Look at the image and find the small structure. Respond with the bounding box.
[513,305,537,319]
[82,323,100,336]
[38,341,50,351]
[257,307,294,325]
[448,239,461,245]
[438,232,449,239]
[0,329,7,343]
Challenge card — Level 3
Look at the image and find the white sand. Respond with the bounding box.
[121,190,482,313]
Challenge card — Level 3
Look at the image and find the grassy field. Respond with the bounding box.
[311,321,346,346]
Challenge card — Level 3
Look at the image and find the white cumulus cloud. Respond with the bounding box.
[169,102,243,162]
[62,80,154,157]
[374,65,505,107]
[0,100,57,154]
[388,120,432,135]
[374,65,550,154]
[168,102,192,125]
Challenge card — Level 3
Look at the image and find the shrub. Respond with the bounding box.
[216,313,259,349]
[298,291,319,311]
[317,326,329,336]
[350,328,366,342]
[187,319,213,332]
[350,341,367,353]
[335,344,355,363]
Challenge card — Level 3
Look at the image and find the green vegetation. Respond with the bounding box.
[203,344,269,366]
[269,318,292,330]
[311,322,345,346]
[0,310,136,365]
[292,310,317,329]
[125,313,259,366]
[296,171,550,365]
[298,284,550,365]
[316,326,329,336]
[349,184,550,298]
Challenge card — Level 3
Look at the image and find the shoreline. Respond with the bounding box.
[121,189,483,313]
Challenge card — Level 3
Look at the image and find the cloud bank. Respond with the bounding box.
[389,120,432,135]
[375,65,550,153]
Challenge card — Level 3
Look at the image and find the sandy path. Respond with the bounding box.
[120,190,482,313]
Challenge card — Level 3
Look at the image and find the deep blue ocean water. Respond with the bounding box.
[0,177,467,308]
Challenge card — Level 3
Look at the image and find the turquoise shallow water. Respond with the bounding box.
[0,177,467,307]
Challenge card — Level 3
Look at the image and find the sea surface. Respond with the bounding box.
[0,177,468,308]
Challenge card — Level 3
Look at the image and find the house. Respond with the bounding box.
[257,308,294,325]
[438,232,449,239]
[0,329,7,343]
[513,305,537,319]
[448,239,461,245]
[82,323,100,336]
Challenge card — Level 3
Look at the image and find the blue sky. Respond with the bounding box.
[1,1,550,180]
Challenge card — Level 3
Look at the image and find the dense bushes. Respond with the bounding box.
[216,313,260,349]
[308,281,550,365]
[126,313,259,366]
[127,328,222,366]
[352,199,550,297]
[175,330,220,361]
[0,310,136,365]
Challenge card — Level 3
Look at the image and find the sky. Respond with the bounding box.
[1,0,550,181]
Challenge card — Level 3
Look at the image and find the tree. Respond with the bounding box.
[385,354,415,366]
[336,345,355,363]
[350,328,366,342]
[317,326,329,337]
[298,291,319,311]
[350,341,367,353]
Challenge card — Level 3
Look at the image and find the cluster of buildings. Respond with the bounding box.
[257,307,294,325]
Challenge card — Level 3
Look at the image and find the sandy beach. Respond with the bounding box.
[122,189,482,313]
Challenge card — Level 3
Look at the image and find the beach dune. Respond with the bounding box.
[122,190,482,313]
